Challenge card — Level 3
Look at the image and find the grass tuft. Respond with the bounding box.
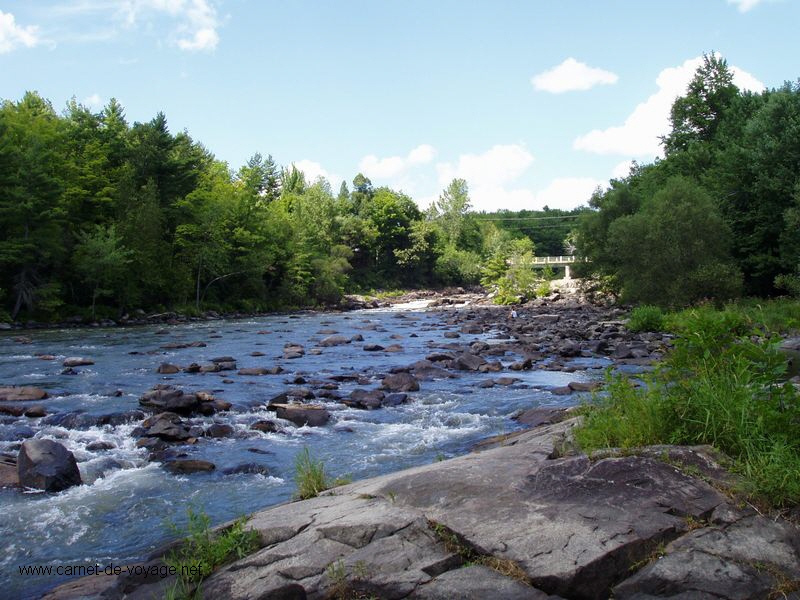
[294,447,351,500]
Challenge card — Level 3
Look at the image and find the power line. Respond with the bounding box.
[476,215,581,222]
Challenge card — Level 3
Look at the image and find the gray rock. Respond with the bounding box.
[157,363,180,374]
[17,439,82,492]
[271,404,331,427]
[614,515,800,600]
[452,353,487,371]
[0,386,49,402]
[0,454,19,487]
[62,357,94,367]
[363,344,384,352]
[413,565,552,600]
[381,373,420,392]
[345,389,385,410]
[164,459,216,474]
[319,335,350,347]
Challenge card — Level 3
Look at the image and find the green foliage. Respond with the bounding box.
[73,224,132,317]
[577,307,800,506]
[627,305,665,332]
[294,447,351,500]
[434,246,482,285]
[164,507,260,599]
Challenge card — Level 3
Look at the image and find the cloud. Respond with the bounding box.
[359,144,436,179]
[728,0,764,12]
[534,177,603,211]
[293,159,341,187]
[83,93,104,109]
[437,144,534,188]
[612,160,635,180]
[119,0,220,51]
[532,58,618,93]
[0,10,40,53]
[573,55,765,158]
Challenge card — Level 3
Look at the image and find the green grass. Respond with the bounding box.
[627,305,666,332]
[294,447,351,500]
[164,507,261,599]
[578,305,800,507]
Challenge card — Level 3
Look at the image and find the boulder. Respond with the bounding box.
[381,373,420,392]
[17,439,82,492]
[250,420,279,433]
[138,385,224,416]
[62,357,94,367]
[238,368,272,376]
[363,344,384,352]
[567,381,602,393]
[383,393,409,407]
[222,463,270,476]
[136,412,195,443]
[0,386,49,402]
[452,353,487,371]
[206,423,234,438]
[0,454,19,488]
[319,335,350,347]
[344,389,385,410]
[270,403,331,427]
[164,459,216,474]
[157,363,180,374]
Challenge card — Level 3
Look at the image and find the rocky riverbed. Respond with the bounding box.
[0,291,729,598]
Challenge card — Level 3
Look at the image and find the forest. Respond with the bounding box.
[0,91,580,321]
[577,54,800,307]
[0,54,798,322]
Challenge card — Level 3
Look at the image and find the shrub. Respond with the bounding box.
[627,305,665,332]
[577,308,800,507]
[164,507,260,599]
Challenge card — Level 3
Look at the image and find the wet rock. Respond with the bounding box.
[238,367,272,376]
[550,386,572,396]
[270,403,331,427]
[200,364,221,373]
[136,412,194,443]
[385,344,404,352]
[206,423,234,438]
[283,344,305,359]
[157,363,180,374]
[452,353,487,371]
[426,352,455,362]
[0,424,35,441]
[250,420,279,433]
[478,380,495,388]
[494,377,519,386]
[164,459,216,474]
[363,344,384,352]
[513,407,568,428]
[345,389,385,410]
[62,357,94,367]
[60,367,78,376]
[443,331,460,339]
[381,373,420,392]
[509,358,533,371]
[86,441,115,451]
[17,439,82,492]
[478,361,503,373]
[37,354,56,361]
[0,386,49,402]
[613,344,634,359]
[184,362,202,373]
[139,385,224,416]
[350,334,364,342]
[250,351,266,357]
[567,381,602,393]
[0,454,19,487]
[557,341,581,357]
[319,335,350,347]
[460,324,483,334]
[383,393,409,407]
[0,405,24,417]
[222,463,270,476]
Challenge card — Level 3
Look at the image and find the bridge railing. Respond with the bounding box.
[531,255,578,264]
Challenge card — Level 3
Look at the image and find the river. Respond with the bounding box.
[0,305,607,598]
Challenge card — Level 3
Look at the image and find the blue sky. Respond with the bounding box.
[1,0,797,211]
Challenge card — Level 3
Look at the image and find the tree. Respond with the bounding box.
[430,178,478,249]
[73,224,132,317]
[607,177,742,306]
[663,53,739,155]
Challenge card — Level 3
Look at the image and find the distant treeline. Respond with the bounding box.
[0,93,578,321]
[576,54,800,307]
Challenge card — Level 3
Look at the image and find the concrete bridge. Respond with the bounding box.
[531,255,581,279]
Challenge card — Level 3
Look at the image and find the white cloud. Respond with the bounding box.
[83,93,104,109]
[612,160,635,180]
[573,55,765,158]
[432,144,535,212]
[292,159,341,187]
[359,144,436,180]
[532,58,618,93]
[0,10,40,53]
[436,144,534,188]
[534,177,603,211]
[728,0,764,12]
[119,0,220,51]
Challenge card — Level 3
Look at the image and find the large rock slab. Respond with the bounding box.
[0,386,49,402]
[17,439,82,492]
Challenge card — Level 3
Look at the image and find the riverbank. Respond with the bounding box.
[44,414,800,600]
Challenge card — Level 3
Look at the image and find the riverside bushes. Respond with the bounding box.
[578,307,800,507]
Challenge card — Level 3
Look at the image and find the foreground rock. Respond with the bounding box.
[52,416,800,600]
[138,385,231,416]
[17,439,82,492]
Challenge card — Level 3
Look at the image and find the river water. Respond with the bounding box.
[0,306,605,598]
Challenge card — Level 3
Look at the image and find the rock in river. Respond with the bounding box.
[381,372,420,392]
[0,386,49,402]
[269,403,330,427]
[62,357,94,367]
[17,439,82,492]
